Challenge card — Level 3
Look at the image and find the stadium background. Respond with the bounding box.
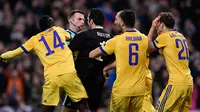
[0,0,200,112]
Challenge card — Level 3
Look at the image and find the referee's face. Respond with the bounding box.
[73,13,85,31]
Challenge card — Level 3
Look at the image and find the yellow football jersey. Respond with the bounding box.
[145,54,152,78]
[100,29,148,96]
[21,26,76,80]
[153,31,193,85]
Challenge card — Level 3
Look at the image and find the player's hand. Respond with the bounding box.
[0,57,8,63]
[103,68,109,79]
[151,16,160,29]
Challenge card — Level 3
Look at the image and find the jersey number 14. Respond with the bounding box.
[39,31,65,56]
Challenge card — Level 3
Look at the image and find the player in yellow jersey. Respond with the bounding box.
[103,59,155,112]
[142,55,155,112]
[89,10,148,112]
[147,12,193,112]
[61,10,85,112]
[115,11,155,112]
[0,16,90,112]
[102,11,155,112]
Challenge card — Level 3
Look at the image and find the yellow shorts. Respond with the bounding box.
[142,76,155,112]
[110,94,144,112]
[155,85,193,112]
[41,73,88,106]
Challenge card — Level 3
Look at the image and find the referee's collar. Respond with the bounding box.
[67,29,76,34]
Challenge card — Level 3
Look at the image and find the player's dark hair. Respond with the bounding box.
[119,10,136,28]
[39,15,55,31]
[159,12,175,29]
[68,10,84,19]
[88,8,105,26]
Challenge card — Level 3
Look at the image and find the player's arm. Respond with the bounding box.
[0,47,24,62]
[104,61,116,70]
[89,38,116,58]
[89,47,105,58]
[103,61,116,79]
[0,36,34,62]
[147,16,160,53]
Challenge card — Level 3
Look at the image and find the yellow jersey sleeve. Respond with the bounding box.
[99,37,116,55]
[152,34,167,49]
[1,47,24,59]
[21,36,35,54]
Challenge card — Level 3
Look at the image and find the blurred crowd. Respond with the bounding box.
[0,0,200,112]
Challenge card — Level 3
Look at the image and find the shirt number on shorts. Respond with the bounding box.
[129,43,139,66]
[175,39,189,60]
[39,30,65,56]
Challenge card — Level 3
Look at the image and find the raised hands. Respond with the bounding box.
[151,16,160,30]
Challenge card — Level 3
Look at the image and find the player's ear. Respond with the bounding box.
[88,19,94,25]
[48,17,55,28]
[90,19,94,24]
[121,21,125,27]
[161,23,165,29]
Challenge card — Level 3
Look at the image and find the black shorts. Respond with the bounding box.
[62,78,105,110]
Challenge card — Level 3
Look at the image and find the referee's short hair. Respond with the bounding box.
[68,10,84,19]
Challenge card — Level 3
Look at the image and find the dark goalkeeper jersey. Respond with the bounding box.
[69,28,114,86]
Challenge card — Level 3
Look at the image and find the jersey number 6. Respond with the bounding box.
[129,43,139,66]
[39,31,65,56]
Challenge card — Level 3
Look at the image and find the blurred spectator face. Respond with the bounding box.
[69,12,85,32]
[135,19,141,31]
[55,18,64,28]
[52,8,60,18]
[11,70,18,79]
[0,93,9,105]
[196,76,200,86]
[15,1,26,14]
[63,0,72,5]
[64,6,72,16]
[184,19,196,37]
[33,75,40,86]
[0,42,5,53]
